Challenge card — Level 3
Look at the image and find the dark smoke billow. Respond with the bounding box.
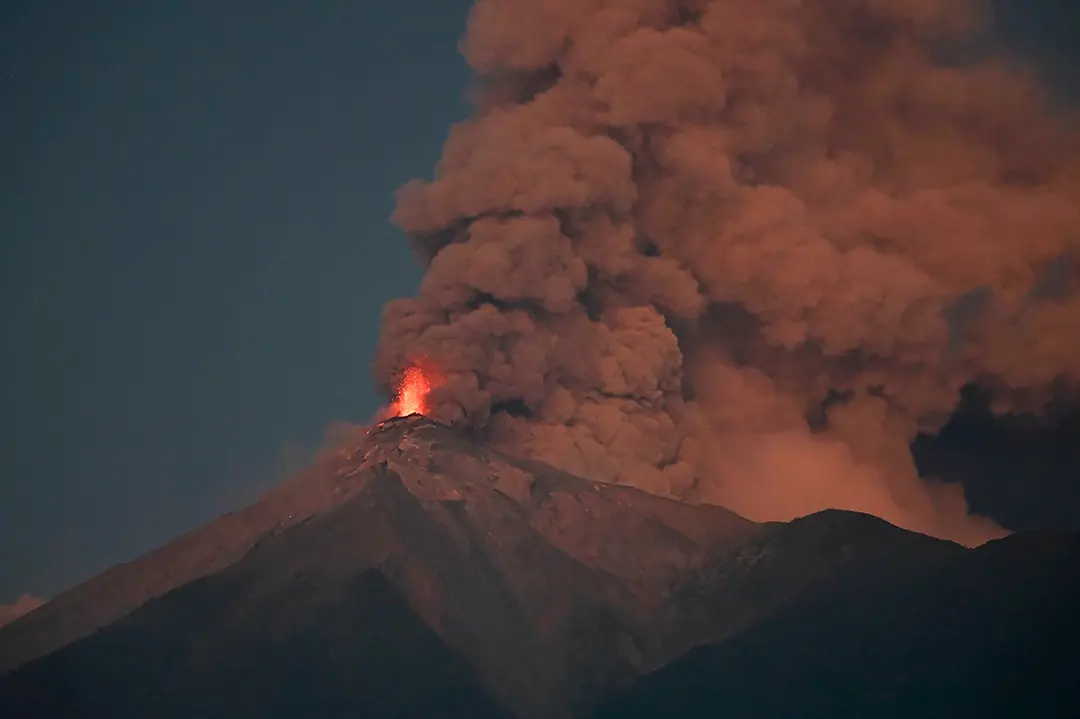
[374,0,1080,546]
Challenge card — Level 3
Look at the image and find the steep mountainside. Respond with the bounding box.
[0,569,511,719]
[2,416,767,717]
[0,426,381,675]
[3,415,1071,717]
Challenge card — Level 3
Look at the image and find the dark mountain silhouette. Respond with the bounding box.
[0,568,510,719]
[1,415,1077,717]
[590,528,1080,719]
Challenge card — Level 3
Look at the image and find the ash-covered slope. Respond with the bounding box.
[0,415,762,717]
[0,425,381,676]
[0,568,511,719]
[0,415,748,680]
[0,415,982,718]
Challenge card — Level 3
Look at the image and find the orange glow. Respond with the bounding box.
[392,365,434,418]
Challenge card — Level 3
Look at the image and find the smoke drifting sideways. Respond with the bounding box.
[374,0,1080,546]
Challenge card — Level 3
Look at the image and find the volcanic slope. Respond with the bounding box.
[0,415,990,717]
[590,527,1080,719]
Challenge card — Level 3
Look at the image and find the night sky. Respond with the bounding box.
[2,1,1078,605]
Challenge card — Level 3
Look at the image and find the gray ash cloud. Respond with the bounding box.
[374,0,1080,545]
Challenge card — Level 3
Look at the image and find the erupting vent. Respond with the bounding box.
[389,364,439,419]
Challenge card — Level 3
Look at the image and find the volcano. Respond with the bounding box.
[1,416,1077,718]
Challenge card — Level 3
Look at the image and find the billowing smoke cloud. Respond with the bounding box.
[374,0,1080,546]
[0,595,45,629]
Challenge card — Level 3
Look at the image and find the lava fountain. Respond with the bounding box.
[390,365,436,418]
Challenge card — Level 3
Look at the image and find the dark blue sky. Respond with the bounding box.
[1,1,1077,604]
[1,0,473,602]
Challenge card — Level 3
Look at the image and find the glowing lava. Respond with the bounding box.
[392,365,434,418]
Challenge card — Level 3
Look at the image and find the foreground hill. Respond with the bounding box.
[590,528,1080,719]
[2,415,1075,717]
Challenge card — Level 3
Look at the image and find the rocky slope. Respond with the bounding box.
[2,415,1073,717]
[2,415,763,716]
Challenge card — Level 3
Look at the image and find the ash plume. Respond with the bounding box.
[374,0,1080,546]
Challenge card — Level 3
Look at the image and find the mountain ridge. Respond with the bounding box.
[2,415,1075,717]
[590,529,1080,718]
[1,415,767,716]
